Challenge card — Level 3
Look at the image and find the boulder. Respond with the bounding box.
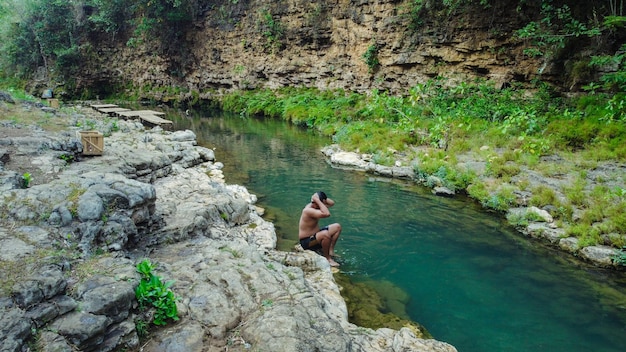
[580,245,617,267]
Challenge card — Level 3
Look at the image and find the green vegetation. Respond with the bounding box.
[134,318,149,338]
[0,0,199,87]
[221,79,574,156]
[21,173,32,188]
[613,246,626,265]
[257,8,284,52]
[58,154,75,164]
[515,1,601,58]
[362,43,380,73]
[334,273,432,338]
[135,259,179,326]
[408,0,491,30]
[219,73,626,250]
[0,0,624,259]
[125,0,198,49]
[67,183,86,217]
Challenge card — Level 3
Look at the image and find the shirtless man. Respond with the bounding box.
[298,191,342,267]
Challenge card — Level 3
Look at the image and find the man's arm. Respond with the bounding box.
[311,193,331,217]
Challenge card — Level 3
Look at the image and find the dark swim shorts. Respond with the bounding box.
[300,225,329,250]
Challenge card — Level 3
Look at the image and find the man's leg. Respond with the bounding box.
[318,230,340,267]
[327,223,341,257]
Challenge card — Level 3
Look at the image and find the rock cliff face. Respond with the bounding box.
[80,0,556,98]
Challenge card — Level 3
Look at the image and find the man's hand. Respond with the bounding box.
[312,192,333,207]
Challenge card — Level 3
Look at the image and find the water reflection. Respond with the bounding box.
[169,108,626,352]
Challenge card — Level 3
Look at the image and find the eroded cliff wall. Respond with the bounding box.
[80,0,591,97]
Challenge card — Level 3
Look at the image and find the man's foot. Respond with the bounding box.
[328,258,340,267]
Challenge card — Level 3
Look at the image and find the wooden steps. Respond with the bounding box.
[91,104,118,110]
[116,110,166,118]
[90,103,172,130]
[139,114,173,129]
[98,107,132,115]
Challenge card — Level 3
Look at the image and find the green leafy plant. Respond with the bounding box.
[135,259,179,326]
[21,172,32,188]
[58,154,74,164]
[515,1,601,58]
[362,44,380,73]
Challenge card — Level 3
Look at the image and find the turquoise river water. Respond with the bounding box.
[170,109,626,352]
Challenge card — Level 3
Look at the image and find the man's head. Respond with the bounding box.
[311,191,327,207]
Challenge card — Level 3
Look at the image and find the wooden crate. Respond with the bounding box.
[47,99,60,108]
[78,131,104,156]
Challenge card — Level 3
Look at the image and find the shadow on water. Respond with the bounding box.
[169,107,626,352]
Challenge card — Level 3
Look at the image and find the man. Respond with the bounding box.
[298,191,342,267]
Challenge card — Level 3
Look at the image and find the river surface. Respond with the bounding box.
[170,108,626,352]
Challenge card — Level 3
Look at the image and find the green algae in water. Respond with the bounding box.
[334,273,433,339]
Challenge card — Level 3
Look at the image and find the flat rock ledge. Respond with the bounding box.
[0,116,457,352]
[321,145,621,269]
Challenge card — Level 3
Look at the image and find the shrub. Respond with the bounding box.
[362,44,379,73]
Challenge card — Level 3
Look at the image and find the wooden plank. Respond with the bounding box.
[140,114,173,130]
[133,110,166,116]
[115,111,138,119]
[98,107,131,114]
[117,110,166,118]
[90,104,118,109]
[140,114,172,124]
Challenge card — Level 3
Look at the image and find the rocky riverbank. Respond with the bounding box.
[0,96,457,351]
[321,145,624,269]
